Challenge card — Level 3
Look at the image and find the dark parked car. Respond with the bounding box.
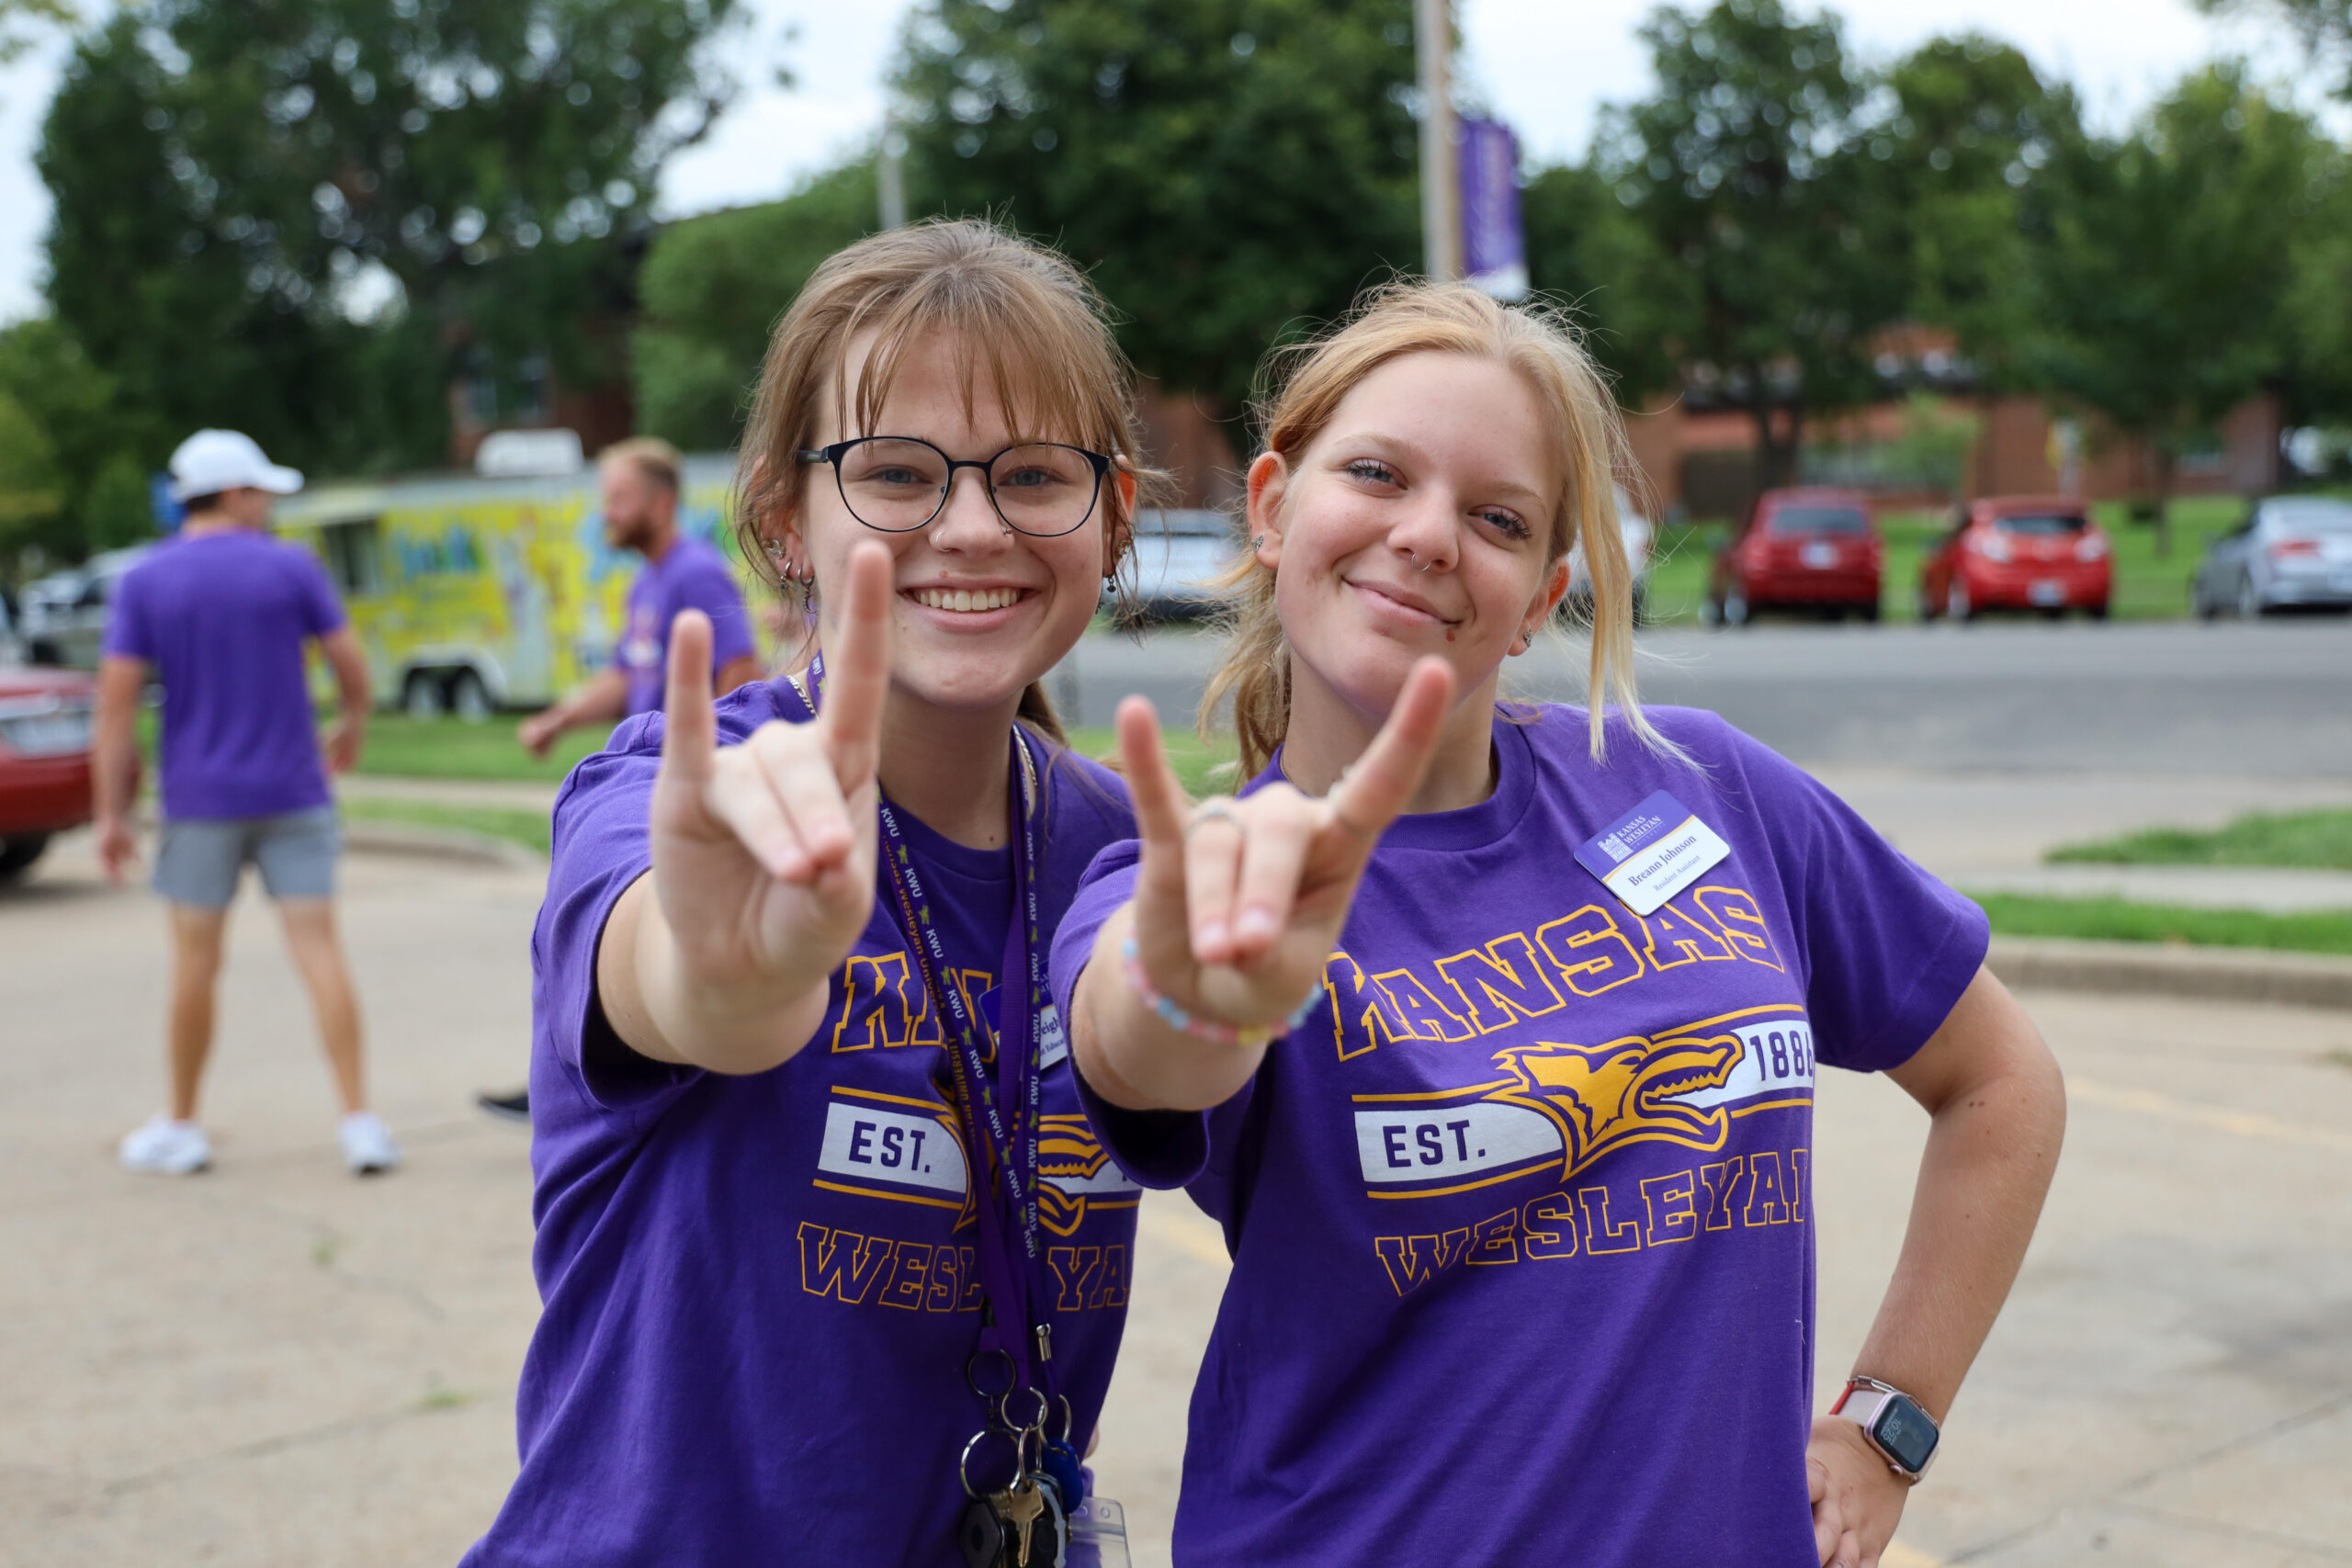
[2191,496,2352,618]
[1703,488,1883,626]
[0,664,104,882]
[1918,496,2112,622]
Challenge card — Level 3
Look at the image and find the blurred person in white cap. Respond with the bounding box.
[92,429,400,1177]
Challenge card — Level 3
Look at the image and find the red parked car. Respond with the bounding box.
[1704,488,1883,626]
[1918,496,2111,622]
[0,664,103,882]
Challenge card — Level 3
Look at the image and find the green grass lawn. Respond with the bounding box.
[342,797,554,855]
[353,714,616,782]
[1972,891,2352,956]
[1062,724,1238,799]
[1641,493,2246,626]
[2046,807,2352,872]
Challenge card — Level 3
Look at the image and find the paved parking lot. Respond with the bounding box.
[4,827,2348,1567]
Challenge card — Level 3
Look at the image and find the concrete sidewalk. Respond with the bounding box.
[1812,768,2352,915]
[6,836,2352,1566]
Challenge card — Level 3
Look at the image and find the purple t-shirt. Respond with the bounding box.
[464,681,1142,1566]
[615,536,756,716]
[101,531,347,820]
[1047,705,1988,1568]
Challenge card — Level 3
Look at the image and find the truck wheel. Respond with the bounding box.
[1723,589,1751,627]
[403,671,447,719]
[449,670,493,723]
[0,833,51,882]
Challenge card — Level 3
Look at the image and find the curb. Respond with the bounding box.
[1987,934,2352,1012]
[342,820,545,871]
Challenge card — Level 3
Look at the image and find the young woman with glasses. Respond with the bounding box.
[465,220,1157,1566]
[1048,284,2066,1568]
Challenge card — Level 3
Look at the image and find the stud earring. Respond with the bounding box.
[1250,534,1265,549]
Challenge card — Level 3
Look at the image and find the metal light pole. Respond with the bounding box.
[877,114,908,231]
[1416,0,1459,282]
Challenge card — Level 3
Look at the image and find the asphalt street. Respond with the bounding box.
[5,836,2349,1567]
[1051,617,2352,776]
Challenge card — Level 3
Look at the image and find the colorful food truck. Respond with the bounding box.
[272,454,759,716]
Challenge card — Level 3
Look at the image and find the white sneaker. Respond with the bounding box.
[338,1111,402,1176]
[119,1115,211,1175]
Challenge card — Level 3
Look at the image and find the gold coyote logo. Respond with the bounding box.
[1038,1113,1116,1236]
[1490,1032,1743,1183]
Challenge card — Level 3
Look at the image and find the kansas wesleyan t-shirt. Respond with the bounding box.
[465,683,1142,1567]
[1049,705,1987,1568]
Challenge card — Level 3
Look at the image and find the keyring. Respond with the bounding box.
[966,1348,1017,1406]
[999,1383,1049,1438]
[1053,1393,1075,1446]
[960,1427,1023,1499]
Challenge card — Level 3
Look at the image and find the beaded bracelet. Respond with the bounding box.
[1121,936,1322,1048]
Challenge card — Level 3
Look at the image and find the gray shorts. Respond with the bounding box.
[153,808,342,908]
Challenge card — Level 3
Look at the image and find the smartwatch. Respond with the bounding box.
[1832,1377,1939,1482]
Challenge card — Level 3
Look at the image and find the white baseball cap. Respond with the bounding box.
[168,429,304,502]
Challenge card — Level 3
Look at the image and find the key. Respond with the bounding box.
[993,1476,1046,1567]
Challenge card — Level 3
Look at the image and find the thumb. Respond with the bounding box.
[1319,657,1454,858]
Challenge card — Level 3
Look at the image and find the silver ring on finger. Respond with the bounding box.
[1184,800,1244,838]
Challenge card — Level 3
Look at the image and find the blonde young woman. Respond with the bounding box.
[1050,284,2066,1568]
[466,221,1154,1565]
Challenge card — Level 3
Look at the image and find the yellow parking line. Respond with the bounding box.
[2069,1074,2352,1154]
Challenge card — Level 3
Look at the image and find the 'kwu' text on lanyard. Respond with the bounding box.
[786,657,1054,1403]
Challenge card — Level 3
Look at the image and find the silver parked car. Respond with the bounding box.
[18,546,153,668]
[1114,509,1244,621]
[2192,496,2352,618]
[1560,485,1656,624]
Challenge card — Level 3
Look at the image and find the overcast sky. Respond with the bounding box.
[0,0,2335,323]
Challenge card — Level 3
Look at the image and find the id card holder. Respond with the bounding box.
[1574,790,1731,917]
[1064,1497,1129,1568]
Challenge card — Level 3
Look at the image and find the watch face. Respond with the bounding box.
[1872,1394,1939,1473]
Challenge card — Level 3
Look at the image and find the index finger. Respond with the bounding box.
[1324,657,1455,848]
[1114,696,1191,861]
[659,609,717,786]
[817,541,893,786]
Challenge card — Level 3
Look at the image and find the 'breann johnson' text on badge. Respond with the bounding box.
[1574,789,1732,917]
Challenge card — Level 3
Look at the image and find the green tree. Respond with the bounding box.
[1867,35,2084,384]
[2199,0,2352,96]
[0,0,74,65]
[632,161,879,450]
[2028,66,2324,547]
[1521,161,1690,407]
[1603,0,1902,489]
[36,0,742,478]
[893,0,1420,417]
[0,316,135,561]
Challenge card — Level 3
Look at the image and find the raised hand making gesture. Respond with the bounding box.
[1074,658,1456,1113]
[596,542,895,1075]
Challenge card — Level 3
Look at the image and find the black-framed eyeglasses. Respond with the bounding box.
[797,436,1112,538]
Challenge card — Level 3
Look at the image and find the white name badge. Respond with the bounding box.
[816,1100,967,1196]
[1573,789,1732,917]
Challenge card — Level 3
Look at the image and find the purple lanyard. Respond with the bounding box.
[788,660,1054,1404]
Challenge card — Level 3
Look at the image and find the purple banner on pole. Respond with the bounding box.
[1458,118,1528,300]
